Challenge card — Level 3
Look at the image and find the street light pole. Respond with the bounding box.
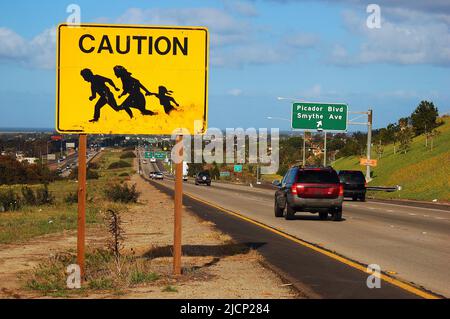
[303,132,306,166]
[323,131,327,166]
[366,109,373,181]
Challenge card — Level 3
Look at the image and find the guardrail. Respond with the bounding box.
[367,185,401,192]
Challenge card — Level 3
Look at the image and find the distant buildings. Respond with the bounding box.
[15,152,38,164]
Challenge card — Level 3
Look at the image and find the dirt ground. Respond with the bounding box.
[0,168,297,299]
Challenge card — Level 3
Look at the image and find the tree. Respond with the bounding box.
[429,128,441,151]
[410,101,439,136]
[375,140,384,159]
[397,126,414,154]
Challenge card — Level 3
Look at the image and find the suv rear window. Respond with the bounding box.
[198,171,210,177]
[296,170,340,184]
[339,171,365,183]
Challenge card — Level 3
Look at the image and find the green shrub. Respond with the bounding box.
[35,184,54,205]
[21,186,37,205]
[130,271,159,285]
[69,167,100,180]
[88,162,100,170]
[64,192,78,204]
[104,183,140,203]
[0,188,21,212]
[107,161,132,169]
[118,172,129,177]
[120,151,136,159]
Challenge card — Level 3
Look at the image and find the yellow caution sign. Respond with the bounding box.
[56,24,208,135]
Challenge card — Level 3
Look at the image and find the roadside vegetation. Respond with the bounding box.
[0,148,138,244]
[23,205,172,297]
[0,155,57,185]
[333,116,450,202]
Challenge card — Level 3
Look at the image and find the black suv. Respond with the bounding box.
[338,170,366,201]
[274,166,343,221]
[195,171,211,186]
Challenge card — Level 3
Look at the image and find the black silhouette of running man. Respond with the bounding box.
[113,65,157,117]
[150,86,180,115]
[80,68,133,122]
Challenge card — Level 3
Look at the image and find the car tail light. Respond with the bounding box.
[339,183,344,196]
[291,183,304,195]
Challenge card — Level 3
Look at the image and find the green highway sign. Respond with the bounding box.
[220,171,231,177]
[154,152,167,159]
[234,165,243,173]
[292,102,348,131]
[144,151,154,158]
[144,151,166,159]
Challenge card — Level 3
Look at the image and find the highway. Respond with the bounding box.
[139,153,449,298]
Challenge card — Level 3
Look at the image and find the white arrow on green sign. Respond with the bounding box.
[292,102,348,131]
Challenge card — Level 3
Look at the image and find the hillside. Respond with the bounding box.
[333,117,450,202]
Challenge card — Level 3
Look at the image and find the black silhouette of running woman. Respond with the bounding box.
[113,65,156,117]
[80,68,133,122]
[150,86,180,115]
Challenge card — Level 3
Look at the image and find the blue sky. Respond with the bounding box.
[0,0,449,130]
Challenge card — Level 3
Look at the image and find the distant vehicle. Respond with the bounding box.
[149,171,155,179]
[150,158,156,163]
[274,166,343,221]
[153,172,164,180]
[338,170,366,201]
[183,161,188,181]
[142,160,147,164]
[195,171,211,186]
[66,165,71,170]
[58,158,64,163]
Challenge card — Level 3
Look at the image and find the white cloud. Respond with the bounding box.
[298,84,340,100]
[284,32,320,48]
[227,88,243,96]
[0,27,56,69]
[116,7,251,47]
[328,9,450,66]
[0,28,28,59]
[224,0,259,17]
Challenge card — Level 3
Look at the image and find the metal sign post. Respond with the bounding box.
[347,108,373,182]
[173,135,183,275]
[77,134,87,278]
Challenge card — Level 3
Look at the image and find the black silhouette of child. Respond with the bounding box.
[113,65,156,117]
[80,68,133,122]
[150,86,180,115]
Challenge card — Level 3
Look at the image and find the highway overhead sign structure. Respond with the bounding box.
[56,23,209,135]
[292,102,348,131]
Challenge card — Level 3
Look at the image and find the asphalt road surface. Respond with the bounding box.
[139,153,449,298]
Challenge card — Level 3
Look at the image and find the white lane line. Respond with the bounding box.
[386,210,394,213]
[409,213,417,216]
[368,201,450,213]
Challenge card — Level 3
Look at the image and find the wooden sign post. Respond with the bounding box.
[173,135,183,275]
[77,134,87,278]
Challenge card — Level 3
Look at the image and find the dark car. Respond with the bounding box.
[338,170,366,201]
[195,171,211,186]
[274,166,343,221]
